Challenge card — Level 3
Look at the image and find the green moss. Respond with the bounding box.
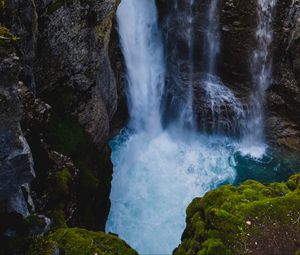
[27,237,57,255]
[51,209,67,229]
[43,85,111,228]
[50,167,72,199]
[199,239,231,255]
[48,116,99,199]
[47,228,138,255]
[0,25,17,55]
[174,174,300,255]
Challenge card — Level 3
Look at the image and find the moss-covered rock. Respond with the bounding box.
[0,0,4,10]
[28,228,138,255]
[0,25,16,55]
[174,174,300,255]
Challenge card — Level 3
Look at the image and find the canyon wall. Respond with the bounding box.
[0,0,127,253]
[157,0,300,151]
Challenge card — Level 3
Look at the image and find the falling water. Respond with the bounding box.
[240,0,277,158]
[205,0,220,75]
[199,0,245,134]
[179,0,195,129]
[106,0,238,253]
[116,0,165,134]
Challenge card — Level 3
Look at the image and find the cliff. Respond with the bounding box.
[157,0,300,151]
[0,0,131,253]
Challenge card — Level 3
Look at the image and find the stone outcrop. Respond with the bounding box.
[267,0,300,152]
[1,0,123,230]
[1,0,125,252]
[33,0,120,147]
[174,173,300,255]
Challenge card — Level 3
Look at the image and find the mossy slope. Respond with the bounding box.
[28,228,138,255]
[174,174,300,255]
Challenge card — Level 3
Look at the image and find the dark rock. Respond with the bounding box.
[34,0,120,147]
[0,54,35,211]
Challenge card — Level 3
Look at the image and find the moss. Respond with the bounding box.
[0,25,17,56]
[42,85,112,228]
[48,116,99,199]
[199,239,231,255]
[51,209,68,229]
[174,173,300,255]
[27,237,57,255]
[46,228,138,255]
[49,167,72,200]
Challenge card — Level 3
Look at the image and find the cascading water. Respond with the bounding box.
[106,0,237,253]
[106,0,287,253]
[240,0,277,157]
[116,0,165,134]
[179,0,195,129]
[205,0,220,75]
[199,0,245,135]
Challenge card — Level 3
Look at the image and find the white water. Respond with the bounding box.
[116,0,165,134]
[241,0,277,158]
[106,0,276,253]
[206,0,220,75]
[107,130,236,253]
[106,0,239,253]
[201,74,245,134]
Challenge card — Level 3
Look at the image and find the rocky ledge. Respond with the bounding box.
[174,173,300,255]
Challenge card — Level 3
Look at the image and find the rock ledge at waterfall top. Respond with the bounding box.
[174,173,300,255]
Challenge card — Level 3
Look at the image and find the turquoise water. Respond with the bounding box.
[106,128,299,254]
[234,149,300,185]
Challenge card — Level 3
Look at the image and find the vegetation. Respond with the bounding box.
[0,25,16,56]
[174,174,300,255]
[27,228,138,255]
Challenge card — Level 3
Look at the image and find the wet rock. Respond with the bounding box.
[0,54,35,210]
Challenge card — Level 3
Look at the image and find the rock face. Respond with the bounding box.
[0,53,35,216]
[33,0,120,147]
[157,0,300,151]
[174,173,300,255]
[0,0,131,252]
[1,0,124,239]
[267,0,300,152]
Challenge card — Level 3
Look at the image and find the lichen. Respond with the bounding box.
[174,173,300,255]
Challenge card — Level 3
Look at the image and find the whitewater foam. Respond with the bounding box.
[107,129,237,253]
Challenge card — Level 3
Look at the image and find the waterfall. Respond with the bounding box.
[106,0,237,253]
[199,0,245,135]
[116,0,165,134]
[240,0,277,158]
[205,0,220,75]
[179,0,195,129]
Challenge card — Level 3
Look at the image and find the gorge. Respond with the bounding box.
[1,0,300,254]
